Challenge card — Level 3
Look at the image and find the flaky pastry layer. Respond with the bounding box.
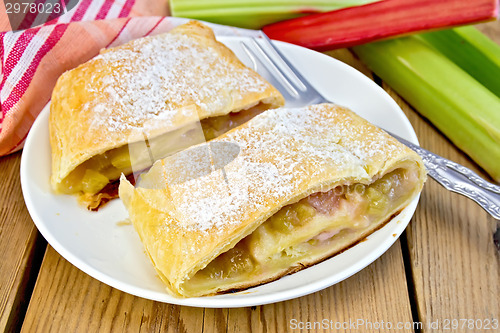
[49,21,284,199]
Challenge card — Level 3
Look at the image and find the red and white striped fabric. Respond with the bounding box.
[0,0,259,156]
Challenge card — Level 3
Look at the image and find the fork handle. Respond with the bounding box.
[394,135,500,220]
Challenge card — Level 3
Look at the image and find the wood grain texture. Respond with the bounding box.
[389,84,500,330]
[381,20,500,330]
[22,246,205,332]
[22,242,413,333]
[0,152,45,332]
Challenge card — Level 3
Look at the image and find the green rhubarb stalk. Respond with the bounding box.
[418,26,500,98]
[352,37,500,181]
[170,0,379,29]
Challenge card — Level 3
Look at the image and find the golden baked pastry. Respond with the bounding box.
[49,21,284,210]
[119,103,426,297]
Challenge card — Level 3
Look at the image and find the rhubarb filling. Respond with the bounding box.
[183,167,420,294]
[55,102,271,209]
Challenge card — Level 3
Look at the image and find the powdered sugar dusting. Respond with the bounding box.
[81,32,268,133]
[153,104,405,232]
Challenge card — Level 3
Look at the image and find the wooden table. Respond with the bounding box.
[1,21,499,333]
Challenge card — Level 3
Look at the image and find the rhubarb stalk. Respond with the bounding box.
[418,26,500,98]
[170,0,379,29]
[263,0,499,51]
[352,37,500,181]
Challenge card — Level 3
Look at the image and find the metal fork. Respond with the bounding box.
[240,35,500,249]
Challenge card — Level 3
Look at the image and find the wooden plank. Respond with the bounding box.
[21,246,205,333]
[23,242,414,332]
[0,152,46,332]
[476,20,500,44]
[394,86,500,331]
[383,20,500,331]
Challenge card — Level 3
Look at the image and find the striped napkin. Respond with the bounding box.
[0,0,260,156]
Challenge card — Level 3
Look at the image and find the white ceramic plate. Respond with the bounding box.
[21,36,420,308]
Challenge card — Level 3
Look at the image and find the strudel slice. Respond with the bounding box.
[49,21,284,210]
[119,103,426,297]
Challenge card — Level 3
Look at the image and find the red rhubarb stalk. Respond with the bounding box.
[262,0,499,51]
